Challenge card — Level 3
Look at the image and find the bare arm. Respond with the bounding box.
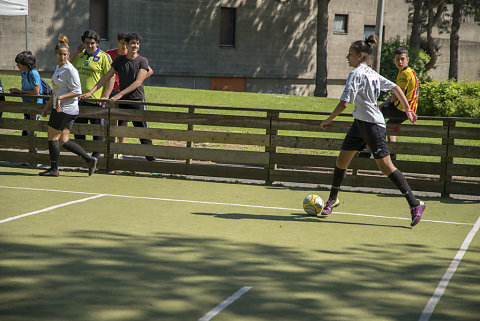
[146,66,153,79]
[55,91,81,113]
[101,75,116,101]
[9,85,40,96]
[320,100,349,129]
[110,68,148,102]
[392,85,417,124]
[79,67,116,100]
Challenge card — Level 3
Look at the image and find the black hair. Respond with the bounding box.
[125,32,142,43]
[117,32,128,41]
[394,47,409,57]
[15,51,36,70]
[350,34,378,66]
[81,29,100,43]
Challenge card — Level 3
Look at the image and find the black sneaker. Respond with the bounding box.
[39,169,59,177]
[145,156,156,161]
[88,157,98,176]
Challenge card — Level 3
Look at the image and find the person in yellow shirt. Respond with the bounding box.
[380,47,419,160]
[71,30,114,158]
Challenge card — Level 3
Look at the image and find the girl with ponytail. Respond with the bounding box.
[39,35,97,176]
[319,35,426,227]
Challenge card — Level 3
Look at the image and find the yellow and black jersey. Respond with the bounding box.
[393,66,419,113]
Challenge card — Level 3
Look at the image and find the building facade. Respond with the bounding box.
[0,0,478,98]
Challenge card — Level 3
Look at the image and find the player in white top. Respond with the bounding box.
[319,35,425,227]
[39,35,97,177]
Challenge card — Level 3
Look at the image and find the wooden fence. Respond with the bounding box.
[1,94,480,197]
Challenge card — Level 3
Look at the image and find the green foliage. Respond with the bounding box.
[418,80,480,118]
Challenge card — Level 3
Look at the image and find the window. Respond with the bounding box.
[364,25,385,42]
[364,25,376,40]
[333,14,348,34]
[220,7,236,47]
[90,0,108,40]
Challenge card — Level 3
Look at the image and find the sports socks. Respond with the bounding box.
[329,167,346,200]
[48,140,60,172]
[62,140,92,162]
[388,169,420,207]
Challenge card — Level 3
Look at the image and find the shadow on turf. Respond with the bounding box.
[0,170,39,176]
[1,230,478,321]
[191,212,411,229]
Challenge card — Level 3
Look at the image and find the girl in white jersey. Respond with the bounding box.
[319,35,425,227]
[39,35,97,177]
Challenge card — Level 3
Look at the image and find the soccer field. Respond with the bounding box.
[1,165,479,321]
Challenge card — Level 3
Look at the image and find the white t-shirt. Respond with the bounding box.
[340,62,396,127]
[51,61,82,115]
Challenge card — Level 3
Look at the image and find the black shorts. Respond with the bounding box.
[48,108,77,131]
[341,119,390,159]
[381,103,407,125]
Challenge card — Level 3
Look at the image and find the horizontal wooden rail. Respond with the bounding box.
[1,94,480,197]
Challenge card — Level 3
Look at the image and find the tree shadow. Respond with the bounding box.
[1,231,478,320]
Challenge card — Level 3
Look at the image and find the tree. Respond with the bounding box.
[449,0,462,80]
[448,0,480,80]
[314,0,330,97]
[408,0,448,71]
[277,0,330,97]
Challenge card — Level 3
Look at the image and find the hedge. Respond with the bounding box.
[418,80,480,118]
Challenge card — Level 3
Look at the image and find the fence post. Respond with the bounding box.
[265,110,279,185]
[105,103,116,173]
[186,106,195,165]
[440,119,454,197]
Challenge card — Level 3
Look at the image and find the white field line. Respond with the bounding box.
[198,286,252,321]
[0,185,474,226]
[418,215,480,321]
[0,194,105,224]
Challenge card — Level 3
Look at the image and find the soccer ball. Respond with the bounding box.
[303,194,324,216]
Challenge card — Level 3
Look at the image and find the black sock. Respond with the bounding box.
[329,167,346,200]
[388,169,420,207]
[62,140,92,162]
[48,140,60,171]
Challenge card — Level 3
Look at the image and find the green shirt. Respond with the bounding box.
[71,48,112,99]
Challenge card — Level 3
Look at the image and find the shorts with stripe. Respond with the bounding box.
[341,119,390,159]
[48,108,77,131]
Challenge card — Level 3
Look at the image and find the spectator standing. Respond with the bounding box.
[9,50,43,137]
[71,30,114,158]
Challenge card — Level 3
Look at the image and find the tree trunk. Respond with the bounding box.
[424,1,446,71]
[449,0,461,80]
[410,0,424,50]
[314,0,330,97]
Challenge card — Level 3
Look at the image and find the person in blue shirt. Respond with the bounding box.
[9,50,43,136]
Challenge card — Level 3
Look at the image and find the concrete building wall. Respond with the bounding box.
[0,0,89,73]
[0,0,478,99]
